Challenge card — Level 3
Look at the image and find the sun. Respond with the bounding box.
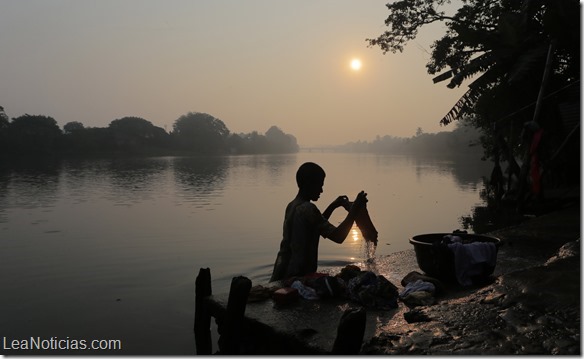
[350,58,362,71]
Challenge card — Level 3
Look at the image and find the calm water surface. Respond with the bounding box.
[0,152,491,354]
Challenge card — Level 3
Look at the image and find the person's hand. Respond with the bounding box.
[351,191,368,211]
[332,195,351,211]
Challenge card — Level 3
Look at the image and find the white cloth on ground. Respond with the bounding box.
[291,280,319,300]
[448,241,497,286]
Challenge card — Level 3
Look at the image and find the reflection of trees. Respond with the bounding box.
[0,157,62,211]
[105,157,172,204]
[459,179,525,234]
[61,157,174,205]
[261,154,296,183]
[448,156,492,189]
[410,154,491,189]
[59,158,110,201]
[0,168,7,223]
[407,154,518,234]
[173,156,228,205]
[228,154,296,187]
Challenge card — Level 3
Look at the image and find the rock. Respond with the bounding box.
[404,309,431,323]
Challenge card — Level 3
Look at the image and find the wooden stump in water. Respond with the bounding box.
[219,276,252,354]
[332,307,366,355]
[194,267,212,355]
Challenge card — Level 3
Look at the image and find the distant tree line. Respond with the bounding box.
[336,122,484,157]
[0,109,299,156]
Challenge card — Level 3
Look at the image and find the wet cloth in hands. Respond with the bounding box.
[355,204,378,245]
[448,241,497,286]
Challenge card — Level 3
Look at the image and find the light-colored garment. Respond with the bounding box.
[448,242,497,286]
[291,280,319,300]
[399,279,436,298]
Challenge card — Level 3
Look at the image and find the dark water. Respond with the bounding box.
[0,152,492,354]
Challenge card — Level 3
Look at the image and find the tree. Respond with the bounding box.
[0,106,8,130]
[265,126,299,153]
[74,127,113,153]
[172,112,230,153]
[108,116,169,151]
[369,0,580,197]
[241,131,268,154]
[0,106,9,152]
[63,121,85,134]
[6,114,62,154]
[226,133,245,154]
[368,0,580,139]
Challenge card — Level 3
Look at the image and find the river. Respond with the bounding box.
[0,151,492,354]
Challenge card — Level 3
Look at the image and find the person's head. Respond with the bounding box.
[296,162,325,201]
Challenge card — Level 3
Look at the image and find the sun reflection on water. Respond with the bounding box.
[352,227,360,241]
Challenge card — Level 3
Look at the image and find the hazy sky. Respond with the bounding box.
[0,0,467,147]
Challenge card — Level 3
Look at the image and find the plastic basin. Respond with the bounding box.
[409,233,502,282]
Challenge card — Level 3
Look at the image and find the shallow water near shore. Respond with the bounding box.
[0,152,492,354]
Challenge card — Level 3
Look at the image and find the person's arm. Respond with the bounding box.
[327,191,367,244]
[322,195,349,220]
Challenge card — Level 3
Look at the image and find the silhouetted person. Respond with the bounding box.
[270,162,368,282]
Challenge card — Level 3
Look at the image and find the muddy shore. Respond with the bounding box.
[361,201,580,355]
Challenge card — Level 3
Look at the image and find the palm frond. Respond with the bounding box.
[432,70,453,84]
[506,42,549,84]
[432,51,498,89]
[447,52,497,88]
[439,87,481,125]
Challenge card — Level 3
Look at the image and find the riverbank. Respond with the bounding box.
[199,197,580,355]
[361,199,580,355]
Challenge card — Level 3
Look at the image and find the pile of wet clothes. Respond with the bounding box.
[337,265,399,310]
[266,266,400,310]
[398,271,444,307]
[254,267,449,311]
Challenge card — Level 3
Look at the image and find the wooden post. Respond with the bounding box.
[194,268,212,355]
[332,307,366,355]
[219,276,252,354]
[531,40,557,127]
